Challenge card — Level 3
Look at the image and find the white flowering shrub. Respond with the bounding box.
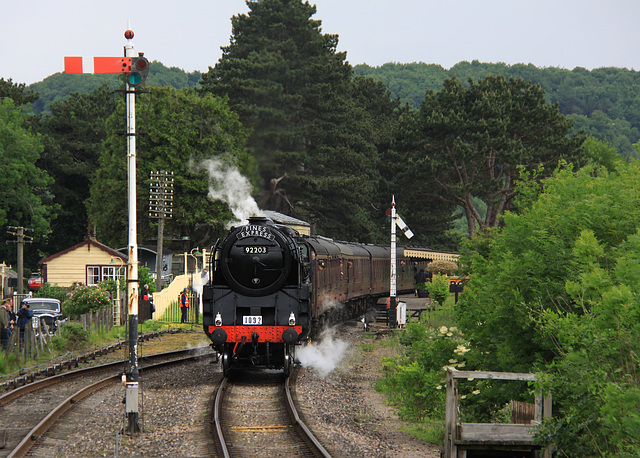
[378,322,471,422]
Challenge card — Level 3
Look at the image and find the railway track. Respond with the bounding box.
[0,347,212,457]
[211,369,331,458]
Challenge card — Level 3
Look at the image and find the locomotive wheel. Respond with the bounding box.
[283,344,294,377]
[222,352,231,377]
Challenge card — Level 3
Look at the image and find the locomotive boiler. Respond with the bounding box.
[202,216,450,375]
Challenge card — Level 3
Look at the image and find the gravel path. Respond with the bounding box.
[294,320,441,458]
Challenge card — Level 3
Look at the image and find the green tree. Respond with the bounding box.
[579,135,622,172]
[353,62,449,109]
[355,62,640,159]
[87,86,251,249]
[0,98,56,264]
[34,84,116,253]
[200,0,350,185]
[457,161,640,454]
[386,106,459,249]
[200,0,400,241]
[0,78,39,106]
[406,75,584,237]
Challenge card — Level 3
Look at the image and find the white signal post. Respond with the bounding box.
[64,28,143,434]
[124,29,140,434]
[123,27,141,435]
[389,196,413,328]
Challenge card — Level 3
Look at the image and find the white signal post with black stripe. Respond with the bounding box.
[389,196,413,327]
[64,27,149,435]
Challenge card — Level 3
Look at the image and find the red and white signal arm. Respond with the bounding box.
[64,56,132,74]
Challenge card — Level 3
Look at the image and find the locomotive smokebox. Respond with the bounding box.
[282,328,299,345]
[211,328,228,345]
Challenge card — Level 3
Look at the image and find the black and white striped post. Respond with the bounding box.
[389,196,413,328]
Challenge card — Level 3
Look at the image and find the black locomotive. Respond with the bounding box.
[202,216,450,375]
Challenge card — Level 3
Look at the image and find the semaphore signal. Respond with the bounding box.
[64,56,131,74]
[389,195,413,328]
[64,27,148,435]
[64,54,149,87]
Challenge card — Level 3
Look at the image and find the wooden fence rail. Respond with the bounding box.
[445,368,552,458]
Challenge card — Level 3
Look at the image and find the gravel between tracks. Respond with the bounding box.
[33,320,441,457]
[294,320,441,458]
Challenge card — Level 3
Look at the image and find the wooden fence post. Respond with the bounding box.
[445,368,458,457]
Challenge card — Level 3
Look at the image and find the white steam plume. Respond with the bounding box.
[296,327,348,378]
[198,158,263,226]
[192,269,210,314]
[318,297,343,316]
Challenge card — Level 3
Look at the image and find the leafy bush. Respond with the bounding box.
[457,162,640,455]
[99,266,155,297]
[378,358,445,421]
[63,285,111,316]
[426,274,450,305]
[377,321,470,421]
[138,266,156,294]
[99,278,120,297]
[35,283,69,303]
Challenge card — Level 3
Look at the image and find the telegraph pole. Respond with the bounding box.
[6,226,33,295]
[149,170,174,292]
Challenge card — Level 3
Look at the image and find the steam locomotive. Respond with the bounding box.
[202,216,453,375]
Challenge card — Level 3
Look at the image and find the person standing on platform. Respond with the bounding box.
[16,301,33,345]
[179,288,189,323]
[1,300,15,350]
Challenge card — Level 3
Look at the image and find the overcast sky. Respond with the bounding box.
[3,0,639,85]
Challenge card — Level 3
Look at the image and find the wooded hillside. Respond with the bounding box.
[355,61,640,158]
[28,60,640,159]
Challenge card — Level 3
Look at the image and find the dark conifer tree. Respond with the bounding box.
[200,0,400,242]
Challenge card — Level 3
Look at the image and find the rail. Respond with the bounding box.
[5,350,212,457]
[212,369,331,457]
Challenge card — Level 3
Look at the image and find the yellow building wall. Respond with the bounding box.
[45,246,121,287]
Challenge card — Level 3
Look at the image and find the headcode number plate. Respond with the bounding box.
[243,315,263,325]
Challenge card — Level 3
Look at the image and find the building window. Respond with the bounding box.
[102,266,125,282]
[86,265,126,286]
[87,266,100,286]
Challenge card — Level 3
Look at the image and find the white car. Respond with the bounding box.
[22,297,64,335]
